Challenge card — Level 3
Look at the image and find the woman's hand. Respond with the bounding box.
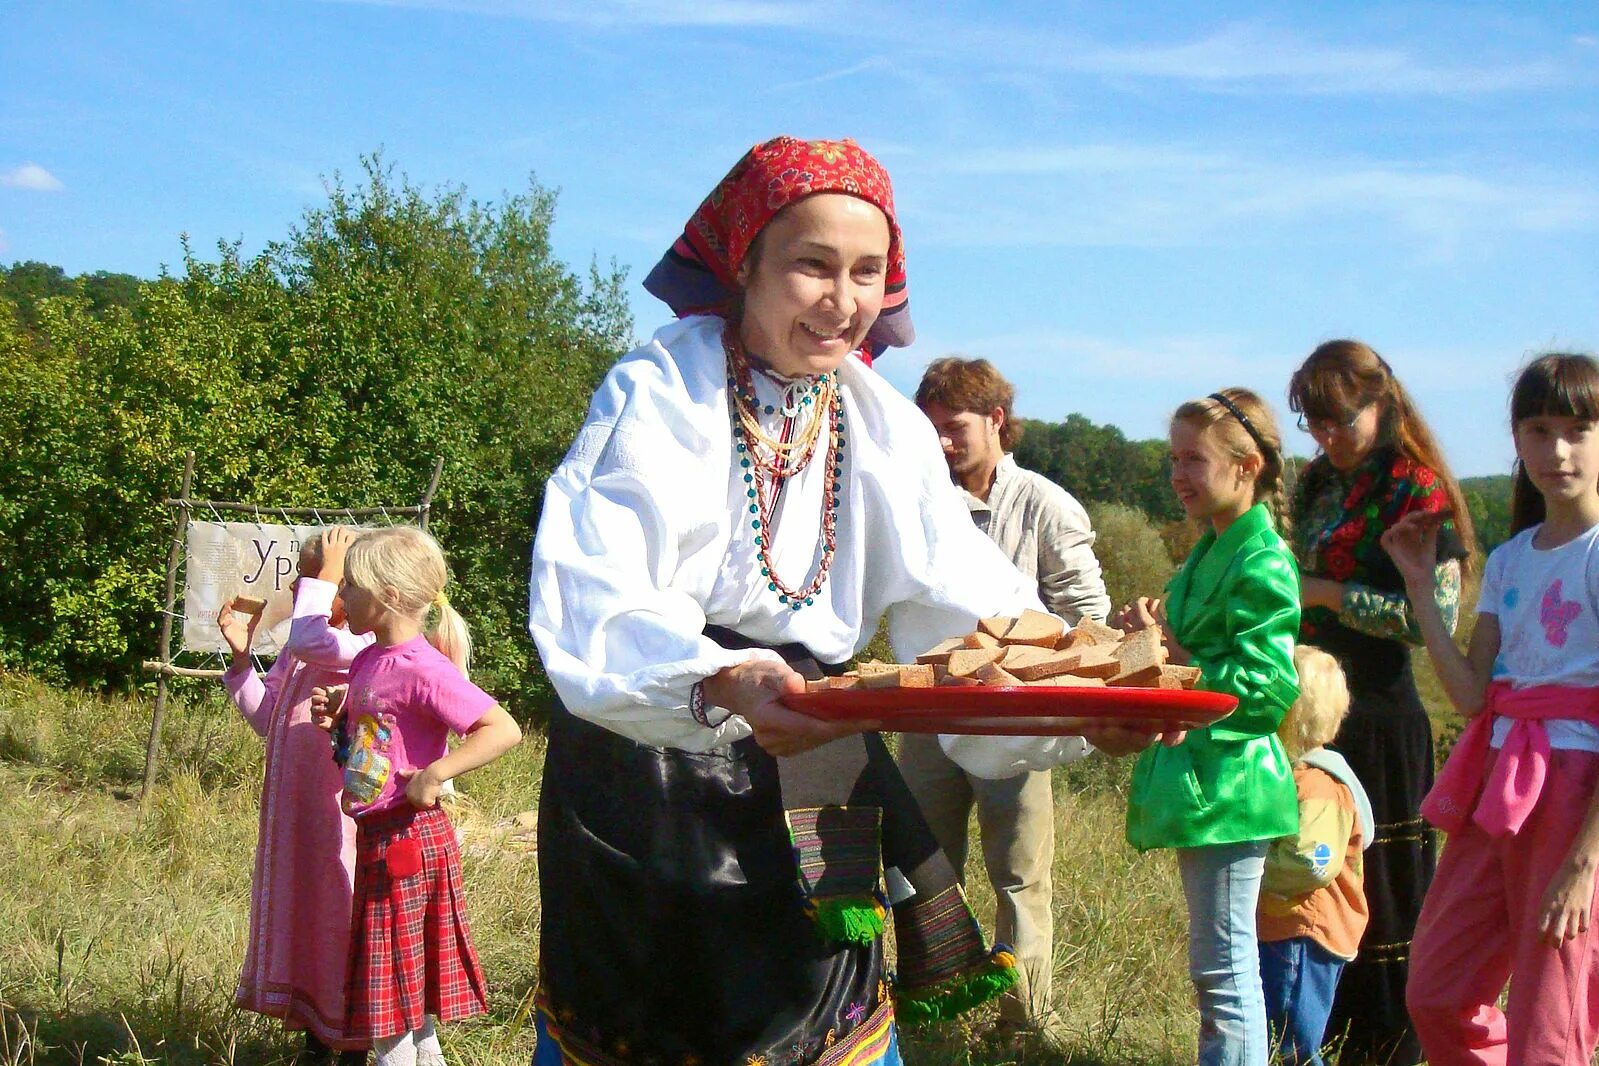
[318,525,359,586]
[1538,856,1599,948]
[1380,511,1447,590]
[703,659,876,757]
[310,684,348,732]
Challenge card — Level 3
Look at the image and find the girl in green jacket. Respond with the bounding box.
[1115,387,1302,1066]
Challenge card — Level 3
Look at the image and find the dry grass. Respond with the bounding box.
[1,631,1472,1066]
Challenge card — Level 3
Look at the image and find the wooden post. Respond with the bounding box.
[141,451,195,801]
[418,456,444,531]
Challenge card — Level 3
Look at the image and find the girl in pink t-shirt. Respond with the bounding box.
[1384,353,1599,1066]
[314,526,521,1066]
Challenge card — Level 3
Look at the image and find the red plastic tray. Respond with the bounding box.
[783,685,1237,735]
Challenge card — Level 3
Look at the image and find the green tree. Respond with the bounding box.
[1013,415,1180,521]
[0,157,631,716]
[1086,502,1177,610]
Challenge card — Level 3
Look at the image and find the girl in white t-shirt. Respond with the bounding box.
[1381,352,1599,1066]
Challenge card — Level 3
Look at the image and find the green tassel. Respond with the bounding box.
[806,896,887,945]
[894,948,1019,1025]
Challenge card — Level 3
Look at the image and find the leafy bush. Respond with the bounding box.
[0,156,631,716]
[1014,415,1181,522]
[1087,502,1178,611]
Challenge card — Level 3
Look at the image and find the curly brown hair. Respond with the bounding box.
[914,357,1022,451]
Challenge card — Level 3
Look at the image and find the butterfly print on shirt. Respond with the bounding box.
[1541,579,1581,647]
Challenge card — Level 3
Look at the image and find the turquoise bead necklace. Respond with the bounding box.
[723,329,845,611]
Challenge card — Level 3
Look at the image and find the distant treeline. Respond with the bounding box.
[1013,414,1513,553]
[0,217,1514,702]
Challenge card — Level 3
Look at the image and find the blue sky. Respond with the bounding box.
[3,1,1596,477]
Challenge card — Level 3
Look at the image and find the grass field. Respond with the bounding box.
[0,645,1468,1066]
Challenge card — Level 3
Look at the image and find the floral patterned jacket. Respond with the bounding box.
[1290,448,1465,692]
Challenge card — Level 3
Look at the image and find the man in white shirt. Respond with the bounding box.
[901,356,1112,1038]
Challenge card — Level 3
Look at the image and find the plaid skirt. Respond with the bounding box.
[345,803,487,1039]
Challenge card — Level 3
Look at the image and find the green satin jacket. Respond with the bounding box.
[1127,504,1301,851]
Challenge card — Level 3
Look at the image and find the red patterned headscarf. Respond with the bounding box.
[643,136,913,356]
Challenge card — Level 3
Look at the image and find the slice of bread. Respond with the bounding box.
[915,637,968,665]
[1004,647,1083,682]
[938,673,984,687]
[947,646,1006,678]
[896,664,935,688]
[1108,664,1165,688]
[972,660,1023,687]
[1001,609,1066,648]
[857,661,902,689]
[1060,644,1122,679]
[231,595,268,616]
[977,615,1016,639]
[1160,664,1202,690]
[1027,672,1107,688]
[963,631,1002,650]
[1057,617,1125,649]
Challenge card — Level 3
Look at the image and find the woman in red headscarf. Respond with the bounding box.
[528,137,1096,1065]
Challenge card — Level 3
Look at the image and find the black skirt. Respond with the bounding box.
[1313,621,1433,1066]
[536,656,888,1066]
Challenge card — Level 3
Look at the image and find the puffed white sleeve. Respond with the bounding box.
[529,359,781,752]
[875,413,1092,778]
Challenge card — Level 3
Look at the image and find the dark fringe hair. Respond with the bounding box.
[1510,353,1599,535]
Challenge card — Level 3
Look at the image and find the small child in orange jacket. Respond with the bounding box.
[1257,646,1373,1066]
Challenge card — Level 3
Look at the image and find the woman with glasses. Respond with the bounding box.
[1286,340,1477,1065]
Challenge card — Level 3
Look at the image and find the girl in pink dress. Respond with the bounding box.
[314,526,521,1066]
[220,527,372,1065]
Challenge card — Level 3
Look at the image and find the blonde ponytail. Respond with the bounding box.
[430,597,474,678]
[344,526,473,676]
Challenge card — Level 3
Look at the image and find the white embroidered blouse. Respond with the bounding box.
[529,314,1088,773]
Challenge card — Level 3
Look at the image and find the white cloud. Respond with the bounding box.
[874,16,1582,98]
[1057,23,1567,95]
[320,0,829,28]
[902,142,1599,250]
[1,163,64,192]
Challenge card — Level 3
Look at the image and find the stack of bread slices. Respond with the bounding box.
[807,609,1201,692]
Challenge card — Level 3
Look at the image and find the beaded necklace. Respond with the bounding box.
[724,330,846,611]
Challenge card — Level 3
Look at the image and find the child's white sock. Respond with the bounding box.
[373,1030,417,1066]
[414,1018,445,1066]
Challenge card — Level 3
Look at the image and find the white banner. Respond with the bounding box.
[182,521,329,656]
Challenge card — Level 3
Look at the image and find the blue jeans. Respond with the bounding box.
[1179,840,1270,1066]
[1260,937,1345,1066]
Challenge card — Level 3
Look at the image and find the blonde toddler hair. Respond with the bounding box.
[344,526,473,676]
[1278,646,1350,760]
[1172,387,1291,535]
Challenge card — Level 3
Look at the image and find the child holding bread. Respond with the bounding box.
[1112,388,1302,1066]
[219,526,373,1065]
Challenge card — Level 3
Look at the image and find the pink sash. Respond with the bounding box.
[1422,681,1599,836]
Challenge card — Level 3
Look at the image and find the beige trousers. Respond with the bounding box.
[896,733,1057,1026]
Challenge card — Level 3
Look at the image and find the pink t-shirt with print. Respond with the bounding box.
[340,635,498,817]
